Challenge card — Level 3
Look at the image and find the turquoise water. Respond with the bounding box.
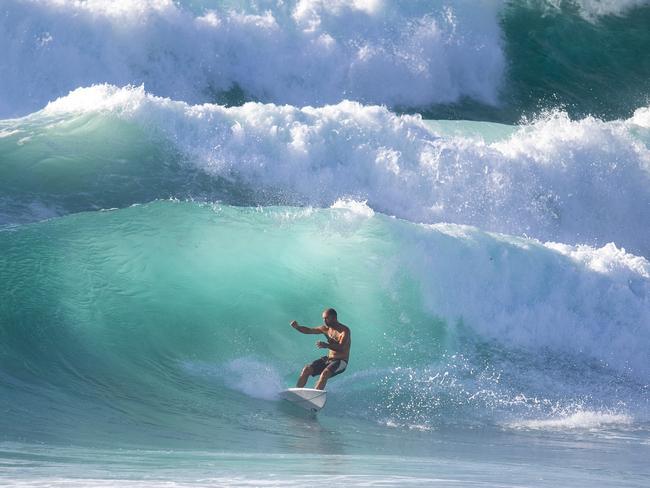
[1,0,650,486]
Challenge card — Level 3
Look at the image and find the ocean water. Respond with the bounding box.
[1,1,649,487]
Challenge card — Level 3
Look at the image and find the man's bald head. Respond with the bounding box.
[324,308,337,318]
[322,308,338,325]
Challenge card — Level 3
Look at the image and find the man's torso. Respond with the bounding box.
[323,323,351,361]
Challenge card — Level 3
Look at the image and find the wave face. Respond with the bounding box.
[2,0,650,120]
[1,201,648,443]
[2,85,650,255]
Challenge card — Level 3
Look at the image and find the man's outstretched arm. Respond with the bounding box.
[290,320,324,334]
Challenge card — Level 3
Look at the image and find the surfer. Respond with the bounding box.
[290,308,351,390]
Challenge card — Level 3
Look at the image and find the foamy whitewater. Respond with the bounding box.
[1,1,649,487]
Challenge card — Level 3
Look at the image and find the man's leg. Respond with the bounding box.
[296,365,312,388]
[315,368,332,390]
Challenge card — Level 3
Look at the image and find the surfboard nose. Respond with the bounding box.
[280,388,327,412]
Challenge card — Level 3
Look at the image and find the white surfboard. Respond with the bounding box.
[280,388,327,412]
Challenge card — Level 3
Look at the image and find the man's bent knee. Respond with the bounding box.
[302,365,313,375]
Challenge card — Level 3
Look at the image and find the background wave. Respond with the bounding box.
[3,85,649,255]
[0,0,504,118]
[2,0,649,120]
[497,0,650,122]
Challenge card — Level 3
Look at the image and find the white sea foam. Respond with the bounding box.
[630,106,650,128]
[546,0,650,20]
[331,199,375,218]
[40,85,650,256]
[508,410,633,430]
[1,475,446,487]
[0,129,22,138]
[0,0,504,118]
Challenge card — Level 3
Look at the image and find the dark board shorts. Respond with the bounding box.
[309,356,348,377]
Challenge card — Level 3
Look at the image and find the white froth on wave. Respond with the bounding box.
[631,106,650,128]
[331,198,375,218]
[545,241,650,278]
[381,419,433,432]
[41,84,650,256]
[555,0,650,20]
[508,410,633,430]
[0,129,22,138]
[0,0,504,118]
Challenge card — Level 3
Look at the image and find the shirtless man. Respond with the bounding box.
[290,308,351,390]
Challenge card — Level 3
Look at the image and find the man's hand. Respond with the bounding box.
[290,320,299,329]
[316,341,328,349]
